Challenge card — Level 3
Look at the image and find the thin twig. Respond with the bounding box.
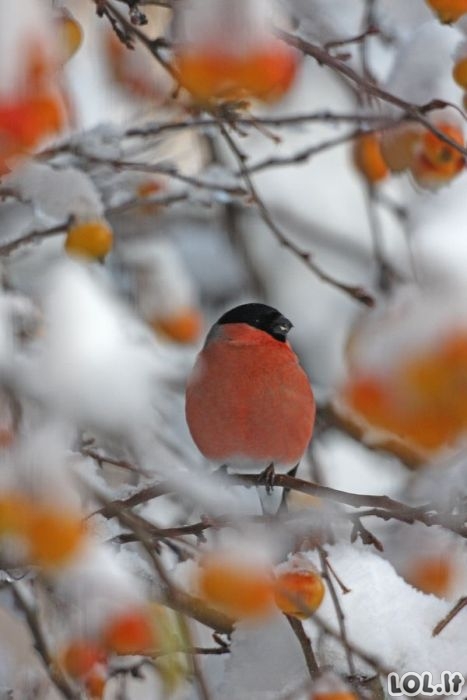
[313,613,393,677]
[325,26,379,52]
[217,121,374,307]
[10,581,79,699]
[0,220,70,257]
[244,129,368,175]
[286,615,320,679]
[70,151,247,197]
[318,546,356,676]
[432,596,467,637]
[364,184,401,293]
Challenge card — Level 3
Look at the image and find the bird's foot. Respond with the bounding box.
[258,463,275,494]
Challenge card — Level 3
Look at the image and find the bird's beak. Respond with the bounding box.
[273,316,293,337]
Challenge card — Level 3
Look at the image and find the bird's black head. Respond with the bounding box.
[216,303,293,342]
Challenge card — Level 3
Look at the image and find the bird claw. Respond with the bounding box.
[258,463,275,494]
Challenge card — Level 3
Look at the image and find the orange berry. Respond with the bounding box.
[177,51,241,102]
[453,56,467,87]
[27,507,86,568]
[411,124,465,187]
[353,133,389,184]
[274,569,325,619]
[353,134,389,184]
[0,92,65,167]
[400,354,451,400]
[344,375,392,424]
[103,609,156,655]
[61,640,107,679]
[152,307,203,344]
[177,42,298,103]
[406,556,455,597]
[402,409,457,450]
[426,0,467,23]
[442,331,467,363]
[241,44,299,102]
[420,124,464,171]
[198,556,275,619]
[65,220,113,260]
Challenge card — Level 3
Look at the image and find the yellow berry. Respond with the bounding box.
[65,220,113,260]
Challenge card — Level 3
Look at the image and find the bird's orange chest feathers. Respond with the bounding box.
[186,323,315,466]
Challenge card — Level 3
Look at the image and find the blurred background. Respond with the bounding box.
[1,0,467,697]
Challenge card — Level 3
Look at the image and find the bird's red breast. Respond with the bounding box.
[185,322,315,469]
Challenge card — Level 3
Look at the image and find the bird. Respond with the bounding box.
[185,303,315,508]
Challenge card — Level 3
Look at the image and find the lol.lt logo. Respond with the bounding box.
[388,672,464,696]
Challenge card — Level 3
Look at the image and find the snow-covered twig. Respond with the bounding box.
[276,29,467,159]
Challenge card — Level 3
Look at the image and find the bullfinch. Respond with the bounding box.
[185,303,315,495]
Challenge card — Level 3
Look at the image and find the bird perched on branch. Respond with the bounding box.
[185,303,315,509]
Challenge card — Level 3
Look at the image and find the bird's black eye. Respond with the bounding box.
[216,303,293,342]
